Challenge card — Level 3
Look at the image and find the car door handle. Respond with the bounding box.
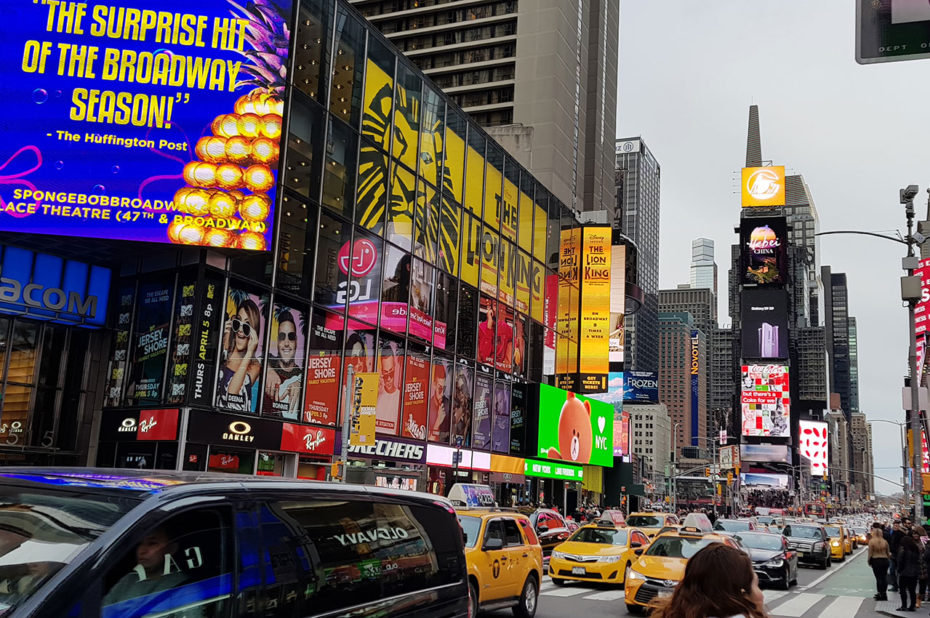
[501,556,508,561]
[522,553,528,558]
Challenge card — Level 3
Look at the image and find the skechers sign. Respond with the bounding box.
[0,245,110,326]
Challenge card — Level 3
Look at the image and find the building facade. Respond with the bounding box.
[849,412,874,498]
[823,267,855,420]
[0,0,622,508]
[348,0,620,218]
[627,402,672,488]
[616,137,661,372]
[658,312,706,457]
[690,237,718,295]
[710,326,736,441]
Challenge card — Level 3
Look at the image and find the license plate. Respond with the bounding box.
[657,589,672,598]
[572,567,586,575]
[797,552,805,557]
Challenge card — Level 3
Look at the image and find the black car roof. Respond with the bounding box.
[0,467,452,507]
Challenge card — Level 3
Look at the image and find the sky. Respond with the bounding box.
[616,1,930,497]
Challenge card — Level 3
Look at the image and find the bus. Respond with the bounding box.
[803,502,826,519]
[676,476,716,509]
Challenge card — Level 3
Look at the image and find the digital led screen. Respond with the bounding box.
[740,473,789,489]
[0,0,293,249]
[798,420,829,476]
[741,364,791,438]
[741,166,785,207]
[740,217,787,286]
[537,383,613,467]
[739,443,791,464]
[741,289,789,359]
[622,371,659,403]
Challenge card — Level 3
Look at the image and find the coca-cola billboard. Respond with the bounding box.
[740,217,787,287]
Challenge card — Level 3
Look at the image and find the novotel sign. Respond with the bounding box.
[0,245,111,327]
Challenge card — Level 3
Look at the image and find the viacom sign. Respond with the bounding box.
[0,245,111,326]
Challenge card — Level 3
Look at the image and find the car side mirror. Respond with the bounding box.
[484,538,504,551]
[631,541,642,548]
[633,548,644,556]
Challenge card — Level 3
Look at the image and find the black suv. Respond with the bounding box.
[781,523,831,569]
[0,468,468,617]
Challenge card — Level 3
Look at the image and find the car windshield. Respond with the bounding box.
[645,536,715,559]
[457,515,482,548]
[0,484,140,613]
[715,520,751,531]
[757,517,774,525]
[569,527,628,546]
[824,526,841,536]
[738,533,783,550]
[790,526,823,539]
[627,516,662,527]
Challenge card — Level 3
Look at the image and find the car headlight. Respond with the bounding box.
[551,550,565,560]
[627,568,646,581]
[813,542,825,551]
[598,555,622,563]
[831,541,839,547]
[762,559,784,568]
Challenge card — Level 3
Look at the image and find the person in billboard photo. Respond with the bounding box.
[263,308,303,420]
[451,367,473,446]
[477,300,495,365]
[409,257,431,314]
[513,316,526,375]
[427,363,451,443]
[495,306,514,372]
[382,252,411,303]
[375,340,402,433]
[345,331,374,375]
[217,293,263,412]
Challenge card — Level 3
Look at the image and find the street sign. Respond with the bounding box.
[856,0,930,65]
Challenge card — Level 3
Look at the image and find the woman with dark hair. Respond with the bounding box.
[651,543,767,618]
[217,297,262,412]
[898,533,922,611]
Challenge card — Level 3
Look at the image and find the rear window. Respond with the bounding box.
[627,515,662,528]
[277,498,463,614]
[0,485,140,613]
[458,515,482,548]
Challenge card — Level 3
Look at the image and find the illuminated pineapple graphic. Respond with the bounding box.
[170,0,288,250]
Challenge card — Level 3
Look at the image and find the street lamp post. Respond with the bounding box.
[872,418,909,512]
[902,184,923,520]
[671,421,681,513]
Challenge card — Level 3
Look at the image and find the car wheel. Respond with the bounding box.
[512,575,538,618]
[820,556,829,570]
[626,604,643,615]
[551,576,565,587]
[780,569,790,590]
[469,581,479,618]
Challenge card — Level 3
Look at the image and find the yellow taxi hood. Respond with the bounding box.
[634,555,686,581]
[556,541,626,556]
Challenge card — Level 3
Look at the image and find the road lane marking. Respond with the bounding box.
[769,593,823,616]
[763,590,789,604]
[797,549,865,591]
[820,595,865,616]
[540,587,589,597]
[583,589,627,601]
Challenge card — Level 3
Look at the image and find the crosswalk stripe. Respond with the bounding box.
[819,595,864,616]
[582,589,627,601]
[768,593,823,616]
[763,590,790,604]
[540,587,589,597]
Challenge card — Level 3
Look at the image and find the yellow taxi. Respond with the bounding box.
[823,524,850,561]
[549,520,651,586]
[625,512,681,538]
[455,508,544,618]
[624,519,741,614]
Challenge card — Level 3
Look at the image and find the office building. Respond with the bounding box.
[794,326,829,404]
[658,312,706,457]
[849,318,860,414]
[616,137,661,372]
[823,266,854,420]
[627,402,672,487]
[349,0,620,217]
[659,287,716,342]
[849,412,874,498]
[827,411,851,502]
[690,237,718,295]
[710,326,736,439]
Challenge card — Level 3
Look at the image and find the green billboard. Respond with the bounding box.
[537,383,613,467]
[524,459,584,481]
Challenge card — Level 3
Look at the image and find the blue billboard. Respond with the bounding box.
[0,0,292,250]
[621,371,658,403]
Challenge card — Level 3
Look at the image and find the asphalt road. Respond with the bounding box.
[483,544,902,618]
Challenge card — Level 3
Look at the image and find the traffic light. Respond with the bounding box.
[705,467,711,477]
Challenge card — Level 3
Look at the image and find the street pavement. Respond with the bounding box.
[484,544,896,618]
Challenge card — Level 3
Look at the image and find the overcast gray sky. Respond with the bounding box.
[617,1,930,497]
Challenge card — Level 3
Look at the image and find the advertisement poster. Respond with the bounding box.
[740,218,787,286]
[740,364,791,438]
[381,244,409,335]
[477,295,496,367]
[408,257,434,343]
[189,271,221,407]
[798,420,829,476]
[427,358,452,443]
[557,228,580,375]
[740,443,791,464]
[615,410,630,459]
[609,244,625,364]
[349,372,378,447]
[338,234,381,326]
[215,287,267,413]
[492,382,510,453]
[262,304,305,420]
[166,277,195,403]
[401,352,428,440]
[104,284,135,406]
[579,226,610,377]
[690,331,700,446]
[472,373,492,450]
[537,383,613,467]
[741,166,785,207]
[622,371,659,403]
[0,0,292,249]
[510,383,526,455]
[740,473,789,489]
[375,339,403,435]
[740,289,789,359]
[513,313,527,377]
[126,280,172,403]
[451,363,473,447]
[303,309,343,425]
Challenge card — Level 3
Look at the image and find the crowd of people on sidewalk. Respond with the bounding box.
[868,516,930,612]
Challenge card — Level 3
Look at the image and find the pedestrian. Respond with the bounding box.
[650,542,768,618]
[896,534,921,611]
[923,533,930,603]
[868,528,891,601]
[913,528,929,605]
[890,522,903,592]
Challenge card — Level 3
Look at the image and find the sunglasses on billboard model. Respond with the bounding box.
[231,319,252,337]
[278,332,297,341]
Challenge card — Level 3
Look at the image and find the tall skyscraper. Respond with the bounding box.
[658,312,706,455]
[349,0,620,215]
[616,137,661,371]
[659,287,716,337]
[849,317,860,414]
[690,238,717,295]
[710,326,736,438]
[822,266,854,418]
